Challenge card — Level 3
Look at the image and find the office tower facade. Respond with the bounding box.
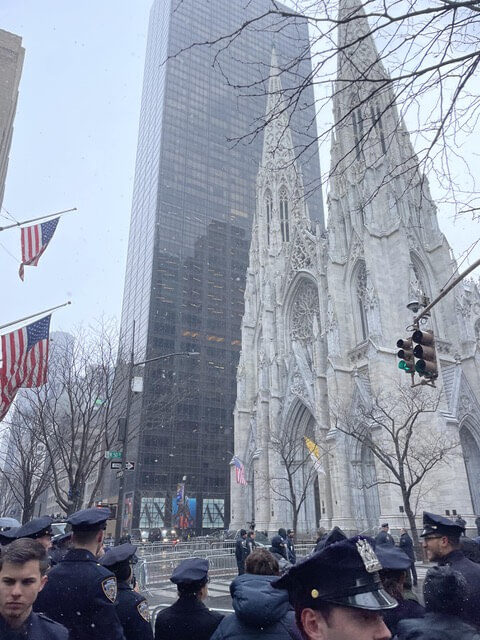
[115,0,323,533]
[0,29,24,211]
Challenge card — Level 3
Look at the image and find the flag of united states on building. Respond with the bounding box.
[0,315,51,421]
[19,217,59,281]
[232,456,247,486]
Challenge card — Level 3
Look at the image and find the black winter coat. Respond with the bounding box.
[0,612,68,640]
[382,597,424,636]
[438,549,480,628]
[154,596,223,640]
[399,533,416,562]
[210,574,301,640]
[397,613,480,640]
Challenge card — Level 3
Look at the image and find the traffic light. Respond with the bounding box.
[397,337,415,374]
[412,329,438,379]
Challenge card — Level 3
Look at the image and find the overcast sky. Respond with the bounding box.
[0,1,479,337]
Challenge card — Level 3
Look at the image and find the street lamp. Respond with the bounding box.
[114,342,199,542]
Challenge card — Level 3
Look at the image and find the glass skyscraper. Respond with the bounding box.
[115,0,323,534]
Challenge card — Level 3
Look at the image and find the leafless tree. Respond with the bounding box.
[172,0,480,217]
[0,406,52,523]
[333,383,460,546]
[268,424,324,535]
[13,320,128,516]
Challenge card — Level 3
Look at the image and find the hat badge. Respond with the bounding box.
[356,539,382,573]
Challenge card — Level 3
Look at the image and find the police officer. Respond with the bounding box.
[100,542,153,640]
[49,531,72,566]
[421,510,480,629]
[273,536,396,640]
[375,544,425,635]
[13,516,54,551]
[375,523,395,546]
[154,558,223,640]
[34,507,125,640]
[0,538,68,640]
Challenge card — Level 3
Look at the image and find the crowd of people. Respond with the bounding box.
[1,509,480,639]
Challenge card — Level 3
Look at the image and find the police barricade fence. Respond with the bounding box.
[139,551,238,590]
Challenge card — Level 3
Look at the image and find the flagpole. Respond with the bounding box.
[0,207,77,232]
[0,301,71,332]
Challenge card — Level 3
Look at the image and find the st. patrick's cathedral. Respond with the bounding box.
[230,0,480,536]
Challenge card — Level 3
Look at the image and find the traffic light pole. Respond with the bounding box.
[114,338,199,543]
[413,257,480,325]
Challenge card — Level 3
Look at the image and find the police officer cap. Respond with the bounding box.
[100,543,137,568]
[0,528,18,545]
[421,511,464,538]
[14,516,53,540]
[171,558,209,585]
[67,507,110,531]
[51,531,72,546]
[273,536,397,611]
[375,544,411,571]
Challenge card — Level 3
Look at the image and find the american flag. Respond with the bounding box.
[19,217,59,281]
[232,456,247,486]
[0,315,51,421]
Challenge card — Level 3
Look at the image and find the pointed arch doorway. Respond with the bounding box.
[460,422,480,514]
[282,400,322,535]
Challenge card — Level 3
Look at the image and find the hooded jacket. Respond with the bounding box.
[397,613,480,640]
[210,574,301,640]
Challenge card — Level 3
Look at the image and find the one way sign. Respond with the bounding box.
[125,461,135,471]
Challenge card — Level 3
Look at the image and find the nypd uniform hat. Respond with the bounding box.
[67,507,111,531]
[273,536,397,611]
[421,511,465,538]
[0,528,18,545]
[171,558,209,585]
[51,531,72,546]
[375,544,412,571]
[14,516,53,540]
[100,543,138,568]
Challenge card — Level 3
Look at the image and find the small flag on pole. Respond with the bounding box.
[19,218,59,281]
[232,456,247,486]
[304,436,326,475]
[0,315,51,421]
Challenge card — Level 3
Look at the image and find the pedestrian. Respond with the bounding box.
[399,527,418,586]
[246,530,256,556]
[210,548,301,640]
[154,557,223,640]
[49,531,72,566]
[273,535,396,640]
[269,535,292,574]
[100,542,153,640]
[11,516,54,552]
[235,529,248,575]
[375,523,395,546]
[397,565,480,640]
[286,529,296,564]
[34,507,125,640]
[421,510,480,629]
[375,543,425,636]
[0,538,68,639]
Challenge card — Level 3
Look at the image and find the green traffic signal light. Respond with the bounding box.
[396,337,414,374]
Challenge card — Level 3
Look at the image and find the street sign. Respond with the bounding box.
[110,461,122,470]
[124,461,135,471]
[116,470,124,479]
[106,451,122,460]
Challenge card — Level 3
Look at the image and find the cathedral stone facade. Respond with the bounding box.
[231,0,480,536]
